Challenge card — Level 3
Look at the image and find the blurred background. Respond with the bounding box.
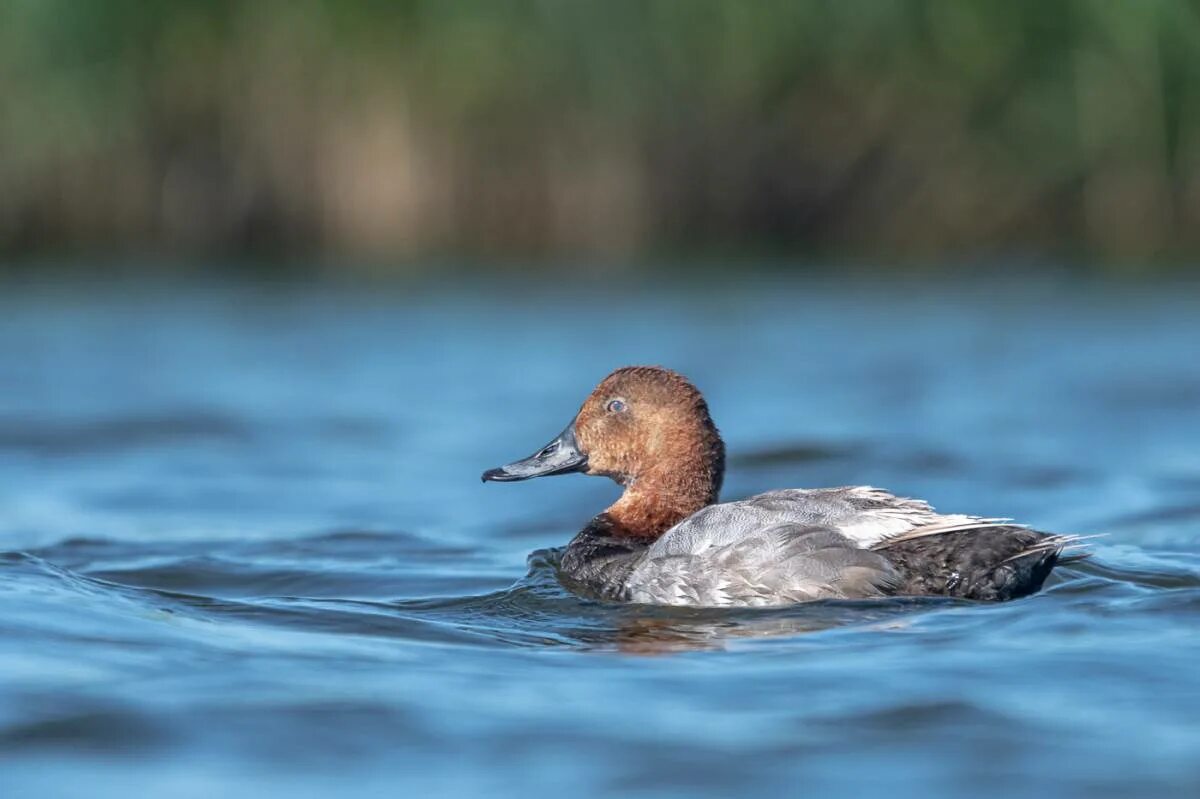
[5,0,1200,273]
[4,4,1200,799]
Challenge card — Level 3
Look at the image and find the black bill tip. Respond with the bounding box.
[481,466,520,483]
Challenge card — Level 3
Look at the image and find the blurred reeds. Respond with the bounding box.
[3,0,1200,272]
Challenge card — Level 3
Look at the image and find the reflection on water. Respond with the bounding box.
[1,277,1199,798]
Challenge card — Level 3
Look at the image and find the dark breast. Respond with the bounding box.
[558,516,652,601]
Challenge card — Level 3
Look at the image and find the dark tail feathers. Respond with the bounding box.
[875,526,1076,601]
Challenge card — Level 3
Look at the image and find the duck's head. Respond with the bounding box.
[482,366,724,504]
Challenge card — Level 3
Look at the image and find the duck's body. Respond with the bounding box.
[484,367,1077,608]
[560,487,1066,606]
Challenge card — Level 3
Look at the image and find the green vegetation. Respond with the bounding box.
[3,1,1200,271]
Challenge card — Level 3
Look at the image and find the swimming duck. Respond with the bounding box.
[483,366,1077,607]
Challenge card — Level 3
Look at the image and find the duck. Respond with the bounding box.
[482,366,1080,607]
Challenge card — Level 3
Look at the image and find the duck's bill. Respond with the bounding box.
[481,423,588,482]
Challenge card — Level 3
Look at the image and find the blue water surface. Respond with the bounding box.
[1,273,1198,797]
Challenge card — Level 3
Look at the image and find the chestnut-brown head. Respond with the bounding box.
[482,366,725,510]
[572,367,724,496]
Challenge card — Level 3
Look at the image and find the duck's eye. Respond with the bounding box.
[606,398,626,413]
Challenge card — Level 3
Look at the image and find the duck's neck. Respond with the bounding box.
[601,464,720,539]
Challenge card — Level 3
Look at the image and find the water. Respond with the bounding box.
[1,274,1198,797]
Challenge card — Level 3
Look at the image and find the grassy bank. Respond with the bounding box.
[3,1,1199,271]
